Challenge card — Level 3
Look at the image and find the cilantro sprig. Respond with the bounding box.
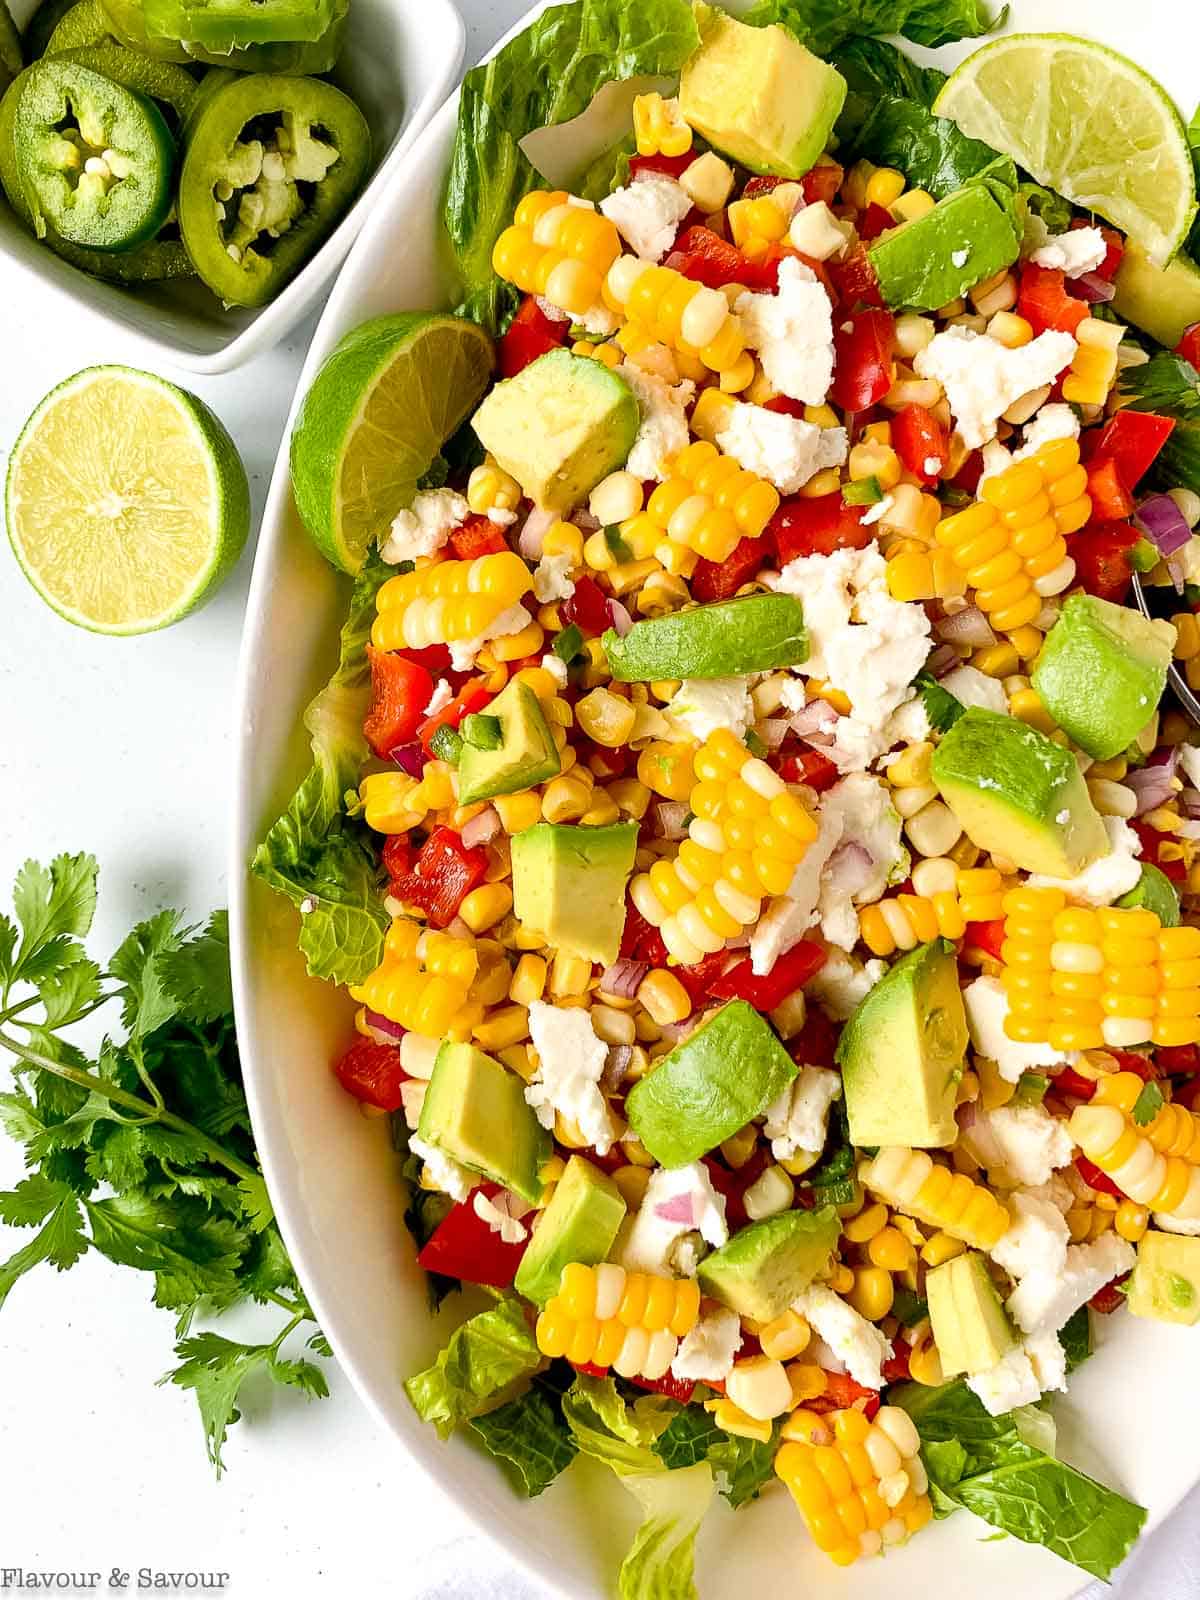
[0,852,331,1473]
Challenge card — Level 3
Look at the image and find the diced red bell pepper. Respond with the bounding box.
[572,1360,611,1378]
[392,825,489,928]
[778,748,840,790]
[418,1186,529,1287]
[787,1006,841,1069]
[825,243,883,310]
[1089,1276,1130,1315]
[1131,819,1187,884]
[892,403,950,484]
[882,1341,911,1384]
[741,174,788,198]
[952,449,984,495]
[742,164,844,208]
[627,1370,697,1404]
[858,202,896,242]
[963,918,1006,962]
[403,642,453,674]
[1053,1065,1098,1101]
[768,492,873,563]
[1156,1043,1200,1076]
[450,514,510,561]
[670,225,757,290]
[830,309,896,413]
[363,647,436,759]
[1075,1154,1123,1198]
[1088,410,1175,492]
[382,834,414,885]
[1108,1049,1157,1082]
[702,1150,770,1230]
[1172,1076,1200,1111]
[417,677,494,754]
[1018,264,1091,336]
[676,949,738,1006]
[562,573,612,636]
[709,941,826,1011]
[333,1036,409,1112]
[1068,520,1142,604]
[619,897,670,968]
[808,1372,881,1418]
[1085,456,1135,521]
[628,151,695,181]
[499,295,568,378]
[690,534,769,602]
[1176,324,1200,371]
[1071,220,1124,283]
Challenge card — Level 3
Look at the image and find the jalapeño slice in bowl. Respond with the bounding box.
[144,0,335,48]
[0,0,20,94]
[178,72,370,309]
[55,42,197,129]
[98,0,349,72]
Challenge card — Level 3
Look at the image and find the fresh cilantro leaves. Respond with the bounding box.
[914,669,967,732]
[0,855,331,1473]
[1132,1080,1165,1126]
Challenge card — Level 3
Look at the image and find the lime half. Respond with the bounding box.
[934,33,1196,267]
[289,312,496,575]
[6,366,250,635]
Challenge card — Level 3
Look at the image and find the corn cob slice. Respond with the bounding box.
[492,190,622,317]
[858,892,966,957]
[371,551,533,653]
[349,920,483,1039]
[604,255,745,375]
[619,440,780,568]
[1069,1071,1200,1218]
[535,1262,701,1378]
[632,92,692,158]
[859,1148,1011,1250]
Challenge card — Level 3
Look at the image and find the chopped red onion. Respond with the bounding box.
[609,599,634,636]
[1073,271,1116,304]
[1125,760,1177,815]
[518,505,558,560]
[934,606,996,648]
[789,700,840,737]
[574,508,601,532]
[461,806,502,849]
[1178,819,1200,840]
[655,1193,697,1224]
[1180,786,1200,819]
[1136,494,1193,557]
[759,718,791,749]
[724,928,752,949]
[1167,556,1186,594]
[598,958,649,999]
[926,643,961,678]
[601,1044,635,1092]
[957,1098,978,1132]
[659,1018,695,1045]
[824,840,875,898]
[389,742,427,777]
[651,801,690,840]
[364,1009,405,1042]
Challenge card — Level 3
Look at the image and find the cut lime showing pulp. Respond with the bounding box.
[5,365,250,635]
[289,312,496,576]
[934,33,1196,268]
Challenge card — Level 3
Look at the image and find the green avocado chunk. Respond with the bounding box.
[837,940,965,1150]
[679,2,845,178]
[603,593,806,681]
[1032,594,1175,761]
[1113,239,1200,350]
[514,1155,627,1305]
[926,1250,1017,1376]
[417,1042,549,1206]
[457,677,560,806]
[511,821,638,967]
[931,707,1108,876]
[1118,863,1181,926]
[1127,1230,1200,1325]
[471,349,638,513]
[625,999,797,1168]
[869,181,1020,312]
[697,1207,839,1321]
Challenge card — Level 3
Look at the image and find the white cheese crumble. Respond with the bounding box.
[600,174,693,262]
[1180,744,1200,793]
[964,975,1064,1083]
[672,1305,742,1383]
[422,680,453,717]
[1015,402,1080,461]
[1031,226,1108,278]
[448,603,533,672]
[615,1161,729,1277]
[963,1103,1074,1189]
[715,400,848,494]
[804,949,887,1020]
[990,1189,1070,1281]
[763,1066,842,1162]
[736,256,835,405]
[618,362,694,481]
[667,676,754,743]
[816,774,909,950]
[787,200,851,262]
[1007,1233,1135,1337]
[532,552,576,603]
[380,488,468,564]
[525,1001,617,1155]
[409,1134,472,1203]
[939,664,1008,715]
[914,327,1078,448]
[1028,815,1142,907]
[793,1284,893,1390]
[540,651,569,688]
[967,1330,1067,1416]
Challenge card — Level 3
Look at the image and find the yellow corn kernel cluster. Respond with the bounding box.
[1069,1071,1200,1219]
[957,866,1005,922]
[632,91,692,158]
[727,189,795,259]
[630,728,818,962]
[884,544,966,602]
[1000,887,1200,1050]
[605,255,745,374]
[535,1261,701,1378]
[858,892,965,957]
[776,1406,932,1567]
[1062,317,1125,408]
[372,551,533,652]
[492,190,622,317]
[860,1148,1011,1250]
[934,439,1091,629]
[467,459,521,517]
[619,440,780,569]
[349,920,483,1039]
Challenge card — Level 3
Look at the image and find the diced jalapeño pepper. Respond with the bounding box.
[58,42,197,129]
[145,0,334,48]
[178,72,369,307]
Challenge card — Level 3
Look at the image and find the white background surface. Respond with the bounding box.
[1,3,1200,1597]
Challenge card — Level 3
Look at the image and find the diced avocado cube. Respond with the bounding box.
[697,1206,839,1322]
[470,349,638,513]
[926,1250,1017,1376]
[679,2,846,179]
[625,1000,797,1168]
[418,1041,550,1205]
[931,708,1108,877]
[1032,594,1175,761]
[1128,1230,1200,1325]
[1118,863,1181,927]
[1113,240,1200,349]
[869,182,1020,311]
[514,1154,627,1305]
[603,593,807,681]
[511,821,638,967]
[457,677,560,805]
[837,940,965,1149]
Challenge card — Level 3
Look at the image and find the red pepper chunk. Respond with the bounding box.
[710,941,826,1011]
[768,492,872,564]
[963,918,1006,962]
[702,1150,770,1230]
[670,225,755,289]
[1085,456,1135,522]
[788,1006,841,1069]
[363,647,435,759]
[778,748,840,790]
[392,826,488,928]
[807,1372,881,1418]
[561,573,612,636]
[416,677,494,754]
[1017,264,1091,336]
[382,833,414,885]
[892,403,950,484]
[830,309,896,413]
[1071,222,1124,283]
[1132,819,1187,884]
[1176,324,1200,371]
[333,1036,409,1112]
[825,243,883,310]
[1156,1044,1200,1076]
[1075,1154,1123,1198]
[628,151,695,180]
[1089,1276,1130,1315]
[1088,410,1175,492]
[417,1185,529,1287]
[882,1342,911,1384]
[450,515,510,560]
[1068,520,1141,603]
[627,1371,697,1404]
[690,533,770,601]
[858,202,896,242]
[1054,1065,1098,1101]
[499,295,568,378]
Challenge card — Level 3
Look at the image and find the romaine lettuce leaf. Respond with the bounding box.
[468,1367,579,1496]
[404,1296,543,1438]
[562,1374,673,1474]
[894,1379,1146,1581]
[250,554,390,987]
[846,95,1010,200]
[1059,1306,1093,1373]
[653,1403,777,1508]
[444,0,700,333]
[1122,353,1200,493]
[832,36,945,141]
[742,0,1005,56]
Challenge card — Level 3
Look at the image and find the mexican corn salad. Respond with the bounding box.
[257,0,1200,1590]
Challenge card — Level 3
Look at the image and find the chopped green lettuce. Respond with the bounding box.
[444,0,700,332]
[742,0,1005,54]
[832,36,945,141]
[250,556,390,987]
[1059,1306,1093,1374]
[468,1367,579,1496]
[653,1404,777,1508]
[847,97,1011,201]
[404,1297,543,1438]
[1123,353,1200,494]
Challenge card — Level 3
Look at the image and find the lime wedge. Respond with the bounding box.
[289,312,496,575]
[5,365,250,635]
[934,33,1196,267]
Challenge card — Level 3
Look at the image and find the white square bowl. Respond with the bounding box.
[0,0,465,372]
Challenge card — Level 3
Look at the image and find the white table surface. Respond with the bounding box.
[2,5,1200,1596]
